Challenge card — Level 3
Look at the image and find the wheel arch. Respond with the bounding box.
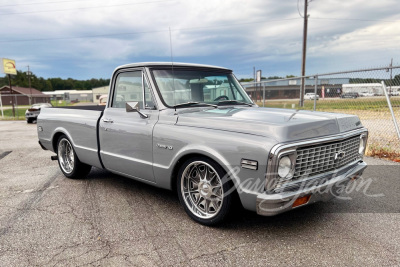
[52,129,74,153]
[169,151,241,206]
[170,152,205,193]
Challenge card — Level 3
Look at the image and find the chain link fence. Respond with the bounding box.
[2,65,400,157]
[0,94,72,120]
[242,65,400,156]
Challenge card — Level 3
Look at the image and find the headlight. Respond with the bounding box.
[359,135,367,155]
[278,156,292,179]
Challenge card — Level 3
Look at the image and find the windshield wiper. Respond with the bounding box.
[217,100,253,107]
[173,102,218,110]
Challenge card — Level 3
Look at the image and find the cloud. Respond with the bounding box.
[0,0,399,79]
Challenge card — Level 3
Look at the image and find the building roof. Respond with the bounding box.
[92,86,109,90]
[241,77,351,88]
[342,83,382,87]
[92,86,109,93]
[0,86,50,97]
[42,90,93,95]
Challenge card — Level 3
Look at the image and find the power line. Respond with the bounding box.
[0,0,98,8]
[311,17,400,22]
[297,0,304,18]
[0,0,175,16]
[0,18,302,43]
[2,14,394,44]
[0,30,167,43]
[178,18,300,32]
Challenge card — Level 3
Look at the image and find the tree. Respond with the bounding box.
[0,70,110,91]
[239,78,254,82]
[393,74,400,86]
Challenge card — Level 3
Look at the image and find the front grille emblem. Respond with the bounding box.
[334,150,346,161]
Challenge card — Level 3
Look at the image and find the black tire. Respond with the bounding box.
[56,135,92,179]
[27,118,32,123]
[177,157,233,225]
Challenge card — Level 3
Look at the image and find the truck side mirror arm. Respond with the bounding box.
[125,102,149,119]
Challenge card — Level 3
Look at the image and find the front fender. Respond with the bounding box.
[152,124,276,209]
[153,144,239,190]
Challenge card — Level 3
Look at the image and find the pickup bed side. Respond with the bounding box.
[38,106,105,169]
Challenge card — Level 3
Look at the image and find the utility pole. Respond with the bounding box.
[299,0,309,107]
[27,65,32,105]
[8,74,15,117]
[253,66,256,101]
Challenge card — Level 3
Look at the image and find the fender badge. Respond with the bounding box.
[157,144,173,150]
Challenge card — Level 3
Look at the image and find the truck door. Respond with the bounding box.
[99,69,158,183]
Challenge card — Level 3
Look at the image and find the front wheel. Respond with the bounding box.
[177,157,233,225]
[57,135,91,179]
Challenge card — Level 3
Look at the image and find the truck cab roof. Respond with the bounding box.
[115,62,231,72]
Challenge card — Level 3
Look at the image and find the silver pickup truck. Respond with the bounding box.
[37,62,368,225]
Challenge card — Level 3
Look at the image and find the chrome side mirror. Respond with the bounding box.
[126,102,148,118]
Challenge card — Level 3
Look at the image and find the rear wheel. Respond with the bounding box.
[57,135,91,179]
[177,157,233,225]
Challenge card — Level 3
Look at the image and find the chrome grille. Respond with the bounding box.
[293,136,361,180]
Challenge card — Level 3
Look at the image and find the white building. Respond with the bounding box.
[43,90,93,102]
[92,86,109,104]
[388,86,400,95]
[342,83,383,95]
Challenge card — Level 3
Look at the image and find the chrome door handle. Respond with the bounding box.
[103,118,113,123]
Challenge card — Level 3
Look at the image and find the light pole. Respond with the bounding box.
[299,0,311,107]
[8,74,15,117]
[26,65,32,105]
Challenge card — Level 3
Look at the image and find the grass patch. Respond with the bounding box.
[50,100,73,107]
[1,108,26,120]
[366,144,400,162]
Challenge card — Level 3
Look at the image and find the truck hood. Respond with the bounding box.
[175,107,363,142]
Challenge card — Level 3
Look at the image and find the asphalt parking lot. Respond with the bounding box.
[0,121,399,266]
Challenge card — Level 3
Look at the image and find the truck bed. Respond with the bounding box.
[38,106,104,168]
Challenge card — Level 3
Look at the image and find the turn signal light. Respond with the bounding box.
[292,195,311,208]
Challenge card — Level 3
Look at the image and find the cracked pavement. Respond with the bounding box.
[0,121,399,266]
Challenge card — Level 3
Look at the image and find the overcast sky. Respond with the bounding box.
[1,0,399,80]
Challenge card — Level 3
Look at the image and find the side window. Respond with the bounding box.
[144,76,156,109]
[112,71,143,108]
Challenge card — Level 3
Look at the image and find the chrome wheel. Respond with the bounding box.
[181,161,223,219]
[58,138,75,174]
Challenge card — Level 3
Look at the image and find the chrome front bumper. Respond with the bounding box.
[25,114,38,119]
[256,161,367,216]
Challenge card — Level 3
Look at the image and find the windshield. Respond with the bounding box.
[151,69,253,107]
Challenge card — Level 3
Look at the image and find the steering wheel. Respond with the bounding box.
[214,95,229,101]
